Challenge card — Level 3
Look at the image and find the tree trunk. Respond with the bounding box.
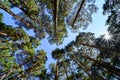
[80,53,120,76]
[0,3,34,28]
[55,61,59,80]
[10,0,40,24]
[64,64,68,79]
[76,57,105,80]
[72,55,94,79]
[80,43,119,53]
[53,0,60,37]
[0,69,15,80]
[71,0,86,27]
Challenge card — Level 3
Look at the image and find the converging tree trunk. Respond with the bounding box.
[55,61,59,80]
[80,53,120,76]
[80,43,119,53]
[53,0,60,37]
[71,0,86,27]
[0,3,34,28]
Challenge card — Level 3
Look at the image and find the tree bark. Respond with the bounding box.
[64,63,68,79]
[55,61,59,80]
[80,53,120,76]
[72,56,94,80]
[53,0,60,37]
[0,32,7,36]
[0,3,33,28]
[80,43,119,53]
[76,57,105,80]
[10,0,40,24]
[71,0,86,27]
[0,69,15,80]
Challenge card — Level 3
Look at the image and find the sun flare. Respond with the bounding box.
[104,32,112,40]
[101,31,116,46]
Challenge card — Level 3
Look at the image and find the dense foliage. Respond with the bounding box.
[0,0,120,80]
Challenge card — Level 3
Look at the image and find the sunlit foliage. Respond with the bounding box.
[0,0,120,80]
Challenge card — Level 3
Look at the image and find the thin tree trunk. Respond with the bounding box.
[80,53,120,76]
[80,43,119,53]
[75,57,105,80]
[55,61,59,80]
[0,3,34,28]
[53,0,60,37]
[71,0,86,27]
[17,60,43,78]
[64,64,68,79]
[10,0,40,24]
[72,56,94,80]
[0,69,15,80]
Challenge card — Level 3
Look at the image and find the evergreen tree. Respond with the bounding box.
[0,13,47,79]
[0,0,120,79]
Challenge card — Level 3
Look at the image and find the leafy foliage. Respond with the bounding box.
[0,0,97,44]
[0,15,46,79]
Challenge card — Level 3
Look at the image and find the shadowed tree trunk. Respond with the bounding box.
[80,53,120,76]
[53,0,60,37]
[0,3,34,28]
[9,0,40,24]
[0,69,15,80]
[71,0,86,27]
[72,55,104,80]
[73,56,94,79]
[55,61,59,80]
[80,43,119,53]
[64,63,68,79]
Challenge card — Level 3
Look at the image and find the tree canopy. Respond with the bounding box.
[0,0,120,80]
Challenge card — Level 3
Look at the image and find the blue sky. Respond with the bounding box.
[0,0,108,68]
[38,0,108,67]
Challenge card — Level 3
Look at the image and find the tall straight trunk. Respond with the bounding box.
[10,0,40,24]
[0,69,15,80]
[64,63,68,79]
[17,59,42,79]
[80,43,119,53]
[71,0,86,27]
[55,61,59,80]
[75,57,105,80]
[53,0,60,37]
[80,53,120,76]
[0,3,34,28]
[72,54,105,80]
[0,57,36,79]
[72,56,94,80]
